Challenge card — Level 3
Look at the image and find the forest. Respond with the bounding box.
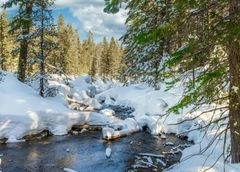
[103,0,240,164]
[0,0,240,171]
[0,1,124,96]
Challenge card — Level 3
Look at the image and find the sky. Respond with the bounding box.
[0,0,128,42]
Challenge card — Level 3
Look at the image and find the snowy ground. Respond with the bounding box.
[0,70,239,172]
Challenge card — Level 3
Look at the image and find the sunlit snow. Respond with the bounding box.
[0,70,239,172]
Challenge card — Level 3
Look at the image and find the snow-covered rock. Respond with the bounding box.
[6,135,25,143]
[63,168,77,172]
[102,118,140,139]
[100,109,115,117]
[83,98,102,110]
[73,76,96,97]
[106,147,111,158]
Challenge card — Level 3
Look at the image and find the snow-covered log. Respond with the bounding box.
[138,153,164,158]
[67,97,102,110]
[66,96,85,105]
[72,124,103,131]
[102,118,140,140]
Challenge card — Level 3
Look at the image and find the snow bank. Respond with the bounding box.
[96,83,183,134]
[95,80,240,171]
[72,75,96,97]
[0,72,118,141]
[1,71,239,172]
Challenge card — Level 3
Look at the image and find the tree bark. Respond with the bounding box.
[228,0,240,163]
[17,2,32,82]
[39,5,45,97]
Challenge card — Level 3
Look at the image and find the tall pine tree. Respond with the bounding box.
[103,0,240,163]
[0,10,9,71]
[3,0,34,82]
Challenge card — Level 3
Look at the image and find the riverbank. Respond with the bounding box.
[0,131,191,172]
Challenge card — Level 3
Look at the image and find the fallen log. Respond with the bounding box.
[66,96,87,106]
[72,124,104,131]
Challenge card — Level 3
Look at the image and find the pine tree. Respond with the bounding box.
[86,31,95,76]
[100,36,109,79]
[108,37,120,79]
[6,17,19,72]
[228,0,240,163]
[91,42,102,79]
[56,14,68,72]
[46,25,59,68]
[119,0,171,88]
[103,0,240,163]
[0,10,9,71]
[28,0,57,97]
[75,30,82,76]
[3,0,34,82]
[64,24,76,75]
[80,39,89,75]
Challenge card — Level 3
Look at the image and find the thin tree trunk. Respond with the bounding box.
[228,0,240,163]
[0,15,4,70]
[40,6,45,97]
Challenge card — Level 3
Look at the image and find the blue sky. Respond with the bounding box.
[51,8,88,40]
[0,0,127,43]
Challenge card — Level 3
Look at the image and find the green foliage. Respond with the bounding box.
[1,1,124,84]
[103,0,128,14]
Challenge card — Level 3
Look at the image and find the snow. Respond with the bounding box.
[0,70,239,172]
[232,86,239,93]
[165,142,174,146]
[102,118,140,139]
[63,168,77,172]
[99,108,115,117]
[0,71,119,139]
[106,147,111,158]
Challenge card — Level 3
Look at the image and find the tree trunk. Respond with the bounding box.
[39,61,44,97]
[39,6,45,97]
[17,2,32,82]
[228,0,240,163]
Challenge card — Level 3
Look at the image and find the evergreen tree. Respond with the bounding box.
[29,0,57,97]
[86,31,95,76]
[108,36,120,79]
[120,0,171,88]
[0,10,9,70]
[80,39,90,75]
[75,30,82,76]
[228,0,240,162]
[100,36,109,79]
[46,25,59,69]
[56,14,68,72]
[6,17,20,72]
[3,0,34,82]
[103,0,240,163]
[65,24,76,75]
[91,42,102,79]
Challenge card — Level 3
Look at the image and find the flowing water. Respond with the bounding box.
[0,130,190,172]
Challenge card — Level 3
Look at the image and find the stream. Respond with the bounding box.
[0,103,192,172]
[0,130,191,172]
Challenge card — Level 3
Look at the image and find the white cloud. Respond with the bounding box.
[54,0,127,41]
[0,0,127,42]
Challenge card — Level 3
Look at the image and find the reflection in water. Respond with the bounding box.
[56,155,76,169]
[28,148,39,159]
[0,131,188,172]
[28,112,39,130]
